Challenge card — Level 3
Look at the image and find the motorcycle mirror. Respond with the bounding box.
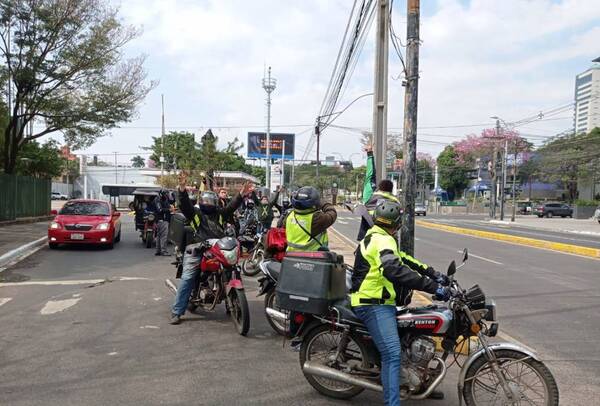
[447,260,457,276]
[462,248,468,262]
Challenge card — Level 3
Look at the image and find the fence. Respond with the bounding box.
[0,174,51,221]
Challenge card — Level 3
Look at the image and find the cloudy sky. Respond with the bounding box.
[49,0,600,166]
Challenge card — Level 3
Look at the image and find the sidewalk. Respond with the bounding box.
[0,221,49,270]
[490,216,600,236]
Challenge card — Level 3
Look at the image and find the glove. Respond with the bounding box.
[432,270,450,286]
[433,285,451,302]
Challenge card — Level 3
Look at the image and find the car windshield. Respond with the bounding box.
[60,202,110,216]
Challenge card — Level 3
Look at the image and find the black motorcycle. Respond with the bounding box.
[270,249,559,405]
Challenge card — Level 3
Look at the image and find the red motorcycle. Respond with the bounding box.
[186,237,250,336]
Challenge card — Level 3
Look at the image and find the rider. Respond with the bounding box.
[252,187,281,232]
[350,201,450,406]
[170,172,254,325]
[284,186,337,252]
[357,143,400,240]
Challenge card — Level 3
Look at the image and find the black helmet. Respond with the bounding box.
[199,191,218,207]
[292,186,320,211]
[372,200,403,229]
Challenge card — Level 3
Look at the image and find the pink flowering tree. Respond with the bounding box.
[453,128,530,166]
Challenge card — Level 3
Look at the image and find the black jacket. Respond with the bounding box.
[251,189,281,225]
[179,189,242,242]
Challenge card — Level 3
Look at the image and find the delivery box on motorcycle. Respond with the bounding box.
[277,251,347,315]
[168,213,195,250]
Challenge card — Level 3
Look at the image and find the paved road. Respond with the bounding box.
[420,214,600,249]
[334,211,600,405]
[2,214,599,405]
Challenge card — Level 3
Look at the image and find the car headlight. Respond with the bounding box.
[49,222,61,230]
[222,247,239,265]
[97,223,110,230]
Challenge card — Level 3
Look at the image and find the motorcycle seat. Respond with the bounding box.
[332,297,363,326]
[266,261,281,280]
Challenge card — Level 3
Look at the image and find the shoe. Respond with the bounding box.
[427,390,444,400]
[161,252,172,257]
[290,339,302,352]
[169,313,182,325]
[155,252,161,256]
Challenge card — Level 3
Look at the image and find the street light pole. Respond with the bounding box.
[262,67,277,189]
[372,0,390,182]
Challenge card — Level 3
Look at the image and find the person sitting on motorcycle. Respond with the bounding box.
[357,143,401,241]
[251,186,282,232]
[284,186,336,252]
[350,200,450,406]
[170,171,254,325]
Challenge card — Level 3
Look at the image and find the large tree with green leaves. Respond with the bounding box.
[0,0,155,173]
[437,145,470,200]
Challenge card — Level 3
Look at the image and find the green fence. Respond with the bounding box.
[0,174,51,221]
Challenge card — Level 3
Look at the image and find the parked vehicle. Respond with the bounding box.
[269,249,558,405]
[534,202,572,218]
[415,203,427,216]
[48,200,121,249]
[517,201,533,215]
[51,192,68,200]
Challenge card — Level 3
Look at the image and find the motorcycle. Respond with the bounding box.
[177,237,250,336]
[241,228,265,277]
[142,212,157,248]
[269,249,559,405]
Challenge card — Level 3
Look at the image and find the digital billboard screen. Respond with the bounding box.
[247,132,295,160]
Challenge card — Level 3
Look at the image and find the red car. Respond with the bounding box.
[48,200,122,249]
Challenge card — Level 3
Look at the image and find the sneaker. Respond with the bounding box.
[161,252,172,257]
[290,339,302,352]
[169,313,182,325]
[155,252,161,256]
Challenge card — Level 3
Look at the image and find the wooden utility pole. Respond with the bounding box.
[400,0,420,256]
[372,0,390,183]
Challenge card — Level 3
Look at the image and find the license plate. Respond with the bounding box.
[70,233,84,240]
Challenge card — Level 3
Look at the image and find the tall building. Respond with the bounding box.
[574,57,600,134]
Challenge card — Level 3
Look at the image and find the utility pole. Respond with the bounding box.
[160,94,165,178]
[281,140,286,189]
[114,152,118,183]
[315,123,320,180]
[500,138,508,220]
[511,140,518,222]
[400,0,420,256]
[489,119,501,219]
[372,0,390,183]
[262,67,277,189]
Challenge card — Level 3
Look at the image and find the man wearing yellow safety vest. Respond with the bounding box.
[351,200,451,406]
[284,186,337,252]
[357,143,400,240]
[170,171,254,325]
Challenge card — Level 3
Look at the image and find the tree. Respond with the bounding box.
[147,131,197,171]
[131,155,145,168]
[15,139,65,178]
[437,145,469,200]
[0,0,155,173]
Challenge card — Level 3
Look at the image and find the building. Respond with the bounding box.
[574,57,600,134]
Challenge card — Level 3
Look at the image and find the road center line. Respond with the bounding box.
[457,250,503,265]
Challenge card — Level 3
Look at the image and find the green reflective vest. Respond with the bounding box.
[350,225,398,306]
[285,210,329,252]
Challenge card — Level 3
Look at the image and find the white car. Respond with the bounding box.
[51,192,68,200]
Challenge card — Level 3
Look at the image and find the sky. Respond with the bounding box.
[43,0,600,167]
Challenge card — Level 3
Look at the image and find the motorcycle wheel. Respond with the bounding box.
[229,289,250,336]
[264,290,288,336]
[300,324,368,400]
[463,349,559,406]
[145,231,153,248]
[241,248,264,277]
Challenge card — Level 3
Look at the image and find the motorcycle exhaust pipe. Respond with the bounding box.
[265,307,288,324]
[407,357,447,400]
[302,362,383,393]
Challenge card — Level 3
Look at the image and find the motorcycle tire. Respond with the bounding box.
[229,289,250,336]
[264,290,288,336]
[462,349,559,406]
[299,324,368,400]
[145,231,153,248]
[241,248,264,277]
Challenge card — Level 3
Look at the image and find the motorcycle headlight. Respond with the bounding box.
[49,222,61,230]
[222,247,239,265]
[97,223,110,230]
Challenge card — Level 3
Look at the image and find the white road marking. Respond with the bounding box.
[40,298,81,315]
[457,250,503,265]
[0,276,151,287]
[338,220,349,225]
[0,298,12,307]
[153,297,162,301]
[140,325,159,329]
[108,352,118,356]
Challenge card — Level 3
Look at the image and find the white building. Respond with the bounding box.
[574,57,600,134]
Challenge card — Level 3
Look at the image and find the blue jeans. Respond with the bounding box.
[354,305,401,406]
[171,244,203,316]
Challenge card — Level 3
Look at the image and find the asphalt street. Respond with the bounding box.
[1,214,599,405]
[334,210,600,406]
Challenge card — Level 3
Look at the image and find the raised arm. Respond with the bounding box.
[362,144,376,204]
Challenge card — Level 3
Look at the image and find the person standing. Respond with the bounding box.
[252,187,282,232]
[155,190,174,256]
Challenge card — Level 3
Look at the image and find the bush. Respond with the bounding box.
[574,199,600,207]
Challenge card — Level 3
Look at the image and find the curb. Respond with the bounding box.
[0,237,47,273]
[417,220,600,259]
[488,219,600,237]
[0,216,53,228]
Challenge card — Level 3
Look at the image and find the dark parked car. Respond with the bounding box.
[533,203,572,218]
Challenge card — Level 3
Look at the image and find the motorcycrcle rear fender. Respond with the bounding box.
[457,342,541,399]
